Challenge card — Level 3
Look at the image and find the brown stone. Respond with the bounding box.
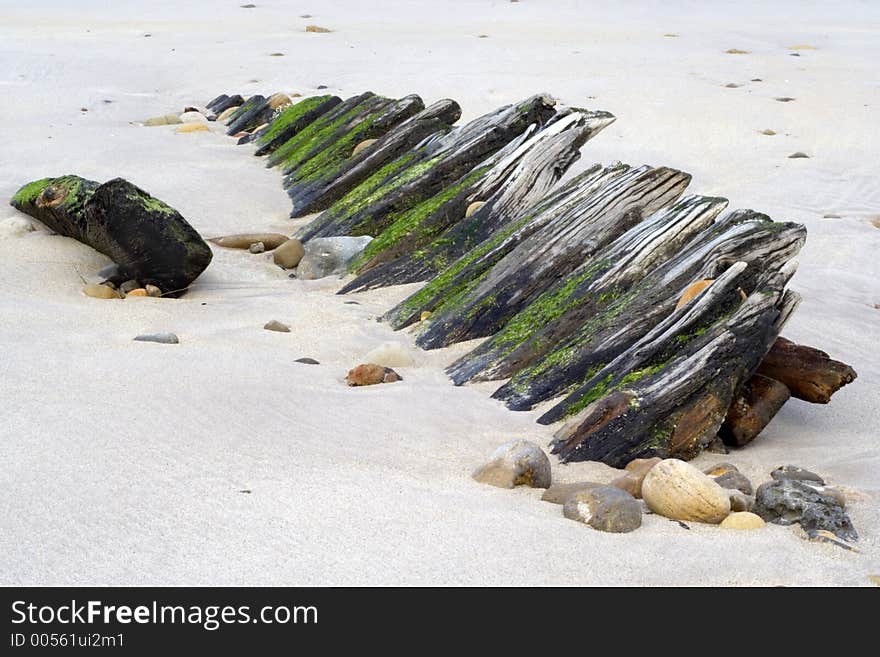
[642,459,731,524]
[83,283,120,299]
[351,139,378,157]
[756,337,857,404]
[268,93,292,110]
[610,457,661,498]
[346,363,401,386]
[273,238,305,268]
[175,123,209,133]
[211,233,290,250]
[675,279,714,309]
[305,25,332,33]
[125,288,148,297]
[541,481,600,504]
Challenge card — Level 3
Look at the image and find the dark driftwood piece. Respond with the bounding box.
[719,373,791,446]
[252,95,342,157]
[756,337,857,403]
[287,98,463,216]
[207,94,244,114]
[226,95,269,135]
[496,212,806,418]
[382,163,632,330]
[280,94,426,195]
[296,93,558,241]
[447,194,729,386]
[337,109,616,294]
[10,176,212,296]
[548,265,801,466]
[413,164,692,349]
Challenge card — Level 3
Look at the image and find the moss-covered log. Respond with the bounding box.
[10,176,212,296]
[756,337,857,403]
[337,109,616,294]
[548,265,801,466]
[226,95,269,135]
[296,93,558,241]
[252,95,342,157]
[382,163,632,330]
[446,194,729,385]
[280,94,426,198]
[494,212,806,417]
[287,98,462,216]
[413,165,692,349]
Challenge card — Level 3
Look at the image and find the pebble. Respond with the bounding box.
[133,332,179,344]
[211,233,290,250]
[775,97,796,102]
[295,357,320,365]
[176,123,209,133]
[541,481,600,504]
[788,152,810,159]
[641,459,731,524]
[352,139,377,157]
[143,114,183,126]
[345,363,402,386]
[465,201,485,218]
[563,486,642,533]
[145,284,162,298]
[753,479,857,541]
[771,465,824,485]
[720,512,766,530]
[273,238,305,268]
[179,111,208,123]
[675,279,713,309]
[82,283,120,299]
[728,490,754,512]
[610,456,661,498]
[725,48,749,54]
[704,463,753,495]
[297,236,373,280]
[305,25,332,33]
[268,92,292,110]
[125,288,148,297]
[472,439,552,489]
[264,320,290,333]
[420,311,432,321]
[249,241,265,254]
[761,129,777,135]
[217,106,240,122]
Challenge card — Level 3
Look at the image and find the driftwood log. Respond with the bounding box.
[10,176,212,296]
[253,94,342,157]
[719,373,791,446]
[756,337,857,403]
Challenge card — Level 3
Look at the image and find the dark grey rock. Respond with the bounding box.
[754,479,857,541]
[133,332,179,344]
[120,279,141,294]
[295,357,320,365]
[563,486,642,533]
[715,470,754,495]
[771,465,824,485]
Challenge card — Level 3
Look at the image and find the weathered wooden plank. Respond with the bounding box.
[252,95,342,157]
[10,176,212,296]
[226,95,268,135]
[495,212,807,416]
[381,163,632,330]
[296,93,558,241]
[337,109,616,293]
[756,337,857,403]
[446,194,729,385]
[548,264,802,466]
[719,373,791,446]
[413,164,692,349]
[287,98,462,216]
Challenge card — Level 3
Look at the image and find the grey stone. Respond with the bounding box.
[728,490,754,512]
[295,357,320,365]
[296,236,373,280]
[754,479,857,541]
[263,320,290,332]
[249,241,265,254]
[562,486,642,533]
[133,332,179,344]
[541,481,600,505]
[120,279,141,294]
[715,470,754,495]
[472,440,551,489]
[771,465,824,485]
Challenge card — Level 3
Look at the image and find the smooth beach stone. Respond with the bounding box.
[248,241,265,253]
[788,152,810,159]
[472,439,552,489]
[296,236,373,280]
[770,465,824,485]
[345,363,402,386]
[83,283,120,299]
[610,456,661,498]
[133,332,179,344]
[294,357,320,365]
[641,459,731,524]
[720,512,766,530]
[541,481,600,504]
[182,105,216,121]
[125,288,148,297]
[562,486,642,533]
[211,233,290,250]
[217,106,240,122]
[179,111,208,123]
[704,463,753,495]
[267,92,292,110]
[351,138,377,157]
[674,279,714,309]
[176,123,209,133]
[145,284,162,297]
[305,25,332,33]
[143,114,182,126]
[273,238,304,269]
[465,201,485,218]
[728,490,754,512]
[753,479,857,541]
[419,311,432,321]
[264,320,290,332]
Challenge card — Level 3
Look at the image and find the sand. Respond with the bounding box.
[0,1,877,586]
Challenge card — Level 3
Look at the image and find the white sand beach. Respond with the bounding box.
[0,0,878,585]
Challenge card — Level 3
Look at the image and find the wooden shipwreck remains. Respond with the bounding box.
[202,89,855,466]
